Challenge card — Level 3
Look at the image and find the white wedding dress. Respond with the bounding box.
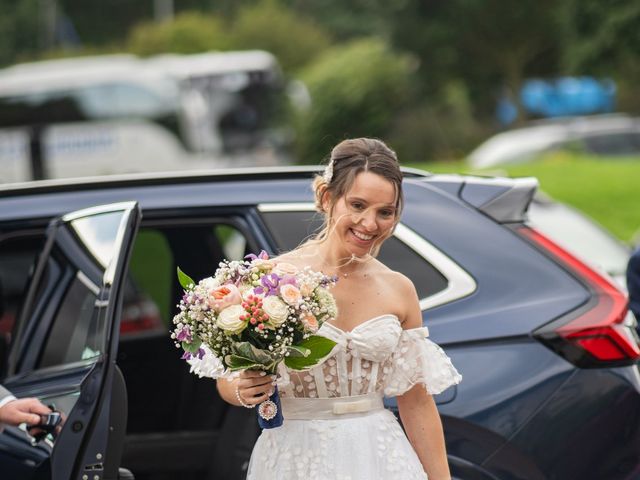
[244,314,462,480]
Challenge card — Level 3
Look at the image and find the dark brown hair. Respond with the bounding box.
[313,137,403,217]
[308,138,403,255]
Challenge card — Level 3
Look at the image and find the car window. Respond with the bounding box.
[259,210,448,301]
[120,220,252,438]
[0,234,45,375]
[125,223,248,336]
[0,235,44,336]
[36,210,130,369]
[38,271,101,368]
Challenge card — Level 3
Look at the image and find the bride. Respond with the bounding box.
[216,138,461,479]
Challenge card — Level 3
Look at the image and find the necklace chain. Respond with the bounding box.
[319,253,372,278]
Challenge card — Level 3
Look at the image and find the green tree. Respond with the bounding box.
[0,0,42,66]
[230,0,332,72]
[296,38,415,163]
[387,0,563,120]
[564,0,640,76]
[127,12,232,56]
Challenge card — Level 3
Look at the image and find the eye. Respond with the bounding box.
[350,202,365,210]
[379,209,395,218]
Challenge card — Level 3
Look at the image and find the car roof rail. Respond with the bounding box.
[0,165,432,197]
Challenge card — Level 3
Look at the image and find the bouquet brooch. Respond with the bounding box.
[171,251,338,429]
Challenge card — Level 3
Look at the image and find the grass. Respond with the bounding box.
[408,152,640,244]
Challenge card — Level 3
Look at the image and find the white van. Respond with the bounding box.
[0,51,292,183]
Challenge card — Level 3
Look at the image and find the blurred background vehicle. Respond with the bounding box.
[467,114,640,169]
[527,192,631,289]
[0,50,295,182]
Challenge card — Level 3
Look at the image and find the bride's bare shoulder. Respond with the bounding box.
[271,247,319,269]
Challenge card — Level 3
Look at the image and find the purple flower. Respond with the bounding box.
[245,250,269,261]
[176,326,192,343]
[180,347,205,360]
[254,272,281,296]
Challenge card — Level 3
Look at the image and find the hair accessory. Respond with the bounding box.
[323,160,334,184]
[235,385,255,409]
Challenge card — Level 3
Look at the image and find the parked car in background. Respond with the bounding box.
[468,114,640,168]
[0,167,638,480]
[527,192,631,289]
[0,51,292,183]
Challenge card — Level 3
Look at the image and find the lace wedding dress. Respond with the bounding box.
[245,314,462,480]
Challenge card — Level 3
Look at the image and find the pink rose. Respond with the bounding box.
[301,313,319,332]
[280,284,302,305]
[208,284,242,312]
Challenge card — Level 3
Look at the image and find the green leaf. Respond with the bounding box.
[177,267,195,290]
[286,345,311,358]
[284,335,337,371]
[225,354,263,371]
[182,338,202,353]
[233,342,275,364]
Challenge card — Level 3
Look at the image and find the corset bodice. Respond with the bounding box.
[278,314,461,399]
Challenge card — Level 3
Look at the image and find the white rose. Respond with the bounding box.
[216,304,248,334]
[272,262,299,276]
[262,296,289,328]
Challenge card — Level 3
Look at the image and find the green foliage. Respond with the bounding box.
[295,38,415,163]
[0,0,41,66]
[226,341,279,372]
[177,267,195,290]
[230,1,332,72]
[182,338,202,354]
[564,0,640,76]
[388,81,490,163]
[127,12,232,56]
[284,335,337,371]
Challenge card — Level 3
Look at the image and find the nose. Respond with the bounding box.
[358,210,377,231]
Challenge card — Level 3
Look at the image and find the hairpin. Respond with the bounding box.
[323,160,334,184]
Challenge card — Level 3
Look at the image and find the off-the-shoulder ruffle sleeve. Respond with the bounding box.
[382,327,461,397]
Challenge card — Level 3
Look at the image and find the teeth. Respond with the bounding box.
[352,230,373,241]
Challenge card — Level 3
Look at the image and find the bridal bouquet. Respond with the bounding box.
[171,250,338,428]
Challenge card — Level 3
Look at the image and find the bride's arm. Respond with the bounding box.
[395,274,452,480]
[397,386,451,479]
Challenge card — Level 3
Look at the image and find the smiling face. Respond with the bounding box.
[323,171,399,258]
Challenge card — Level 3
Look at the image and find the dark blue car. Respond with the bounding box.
[0,167,638,480]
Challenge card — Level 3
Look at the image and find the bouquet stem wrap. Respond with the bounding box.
[257,386,283,429]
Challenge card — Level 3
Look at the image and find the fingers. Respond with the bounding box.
[238,388,273,407]
[27,399,52,416]
[0,399,44,426]
[236,370,276,406]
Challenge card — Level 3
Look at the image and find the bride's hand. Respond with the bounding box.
[236,370,276,407]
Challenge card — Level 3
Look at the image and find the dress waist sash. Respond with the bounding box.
[281,393,384,420]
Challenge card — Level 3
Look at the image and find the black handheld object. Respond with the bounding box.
[28,411,62,442]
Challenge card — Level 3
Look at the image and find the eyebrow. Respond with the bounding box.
[347,196,396,209]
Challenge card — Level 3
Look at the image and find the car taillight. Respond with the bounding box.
[518,226,640,367]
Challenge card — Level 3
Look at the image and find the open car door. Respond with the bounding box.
[0,202,140,480]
